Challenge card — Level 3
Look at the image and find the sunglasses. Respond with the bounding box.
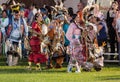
[15,14,20,16]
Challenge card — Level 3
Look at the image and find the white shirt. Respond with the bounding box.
[0,17,9,28]
[33,8,37,15]
[0,17,9,34]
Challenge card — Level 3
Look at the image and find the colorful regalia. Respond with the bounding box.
[66,22,85,73]
[28,21,47,64]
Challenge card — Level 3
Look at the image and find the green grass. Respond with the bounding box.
[0,57,120,82]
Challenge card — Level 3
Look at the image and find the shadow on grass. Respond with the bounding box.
[0,57,120,74]
[0,57,68,74]
[0,58,67,74]
[96,75,120,81]
[0,67,67,74]
[104,63,120,67]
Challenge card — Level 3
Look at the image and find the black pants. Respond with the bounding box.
[108,27,118,59]
[108,28,118,53]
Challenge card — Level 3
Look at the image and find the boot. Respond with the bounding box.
[67,65,73,73]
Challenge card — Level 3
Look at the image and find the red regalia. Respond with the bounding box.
[28,21,47,64]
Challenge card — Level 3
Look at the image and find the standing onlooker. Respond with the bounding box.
[40,8,50,26]
[0,10,9,55]
[27,4,37,26]
[2,3,12,20]
[1,3,7,11]
[106,1,119,59]
[93,17,107,47]
[115,11,120,65]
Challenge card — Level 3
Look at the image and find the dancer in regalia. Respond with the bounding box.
[27,13,47,70]
[66,14,84,73]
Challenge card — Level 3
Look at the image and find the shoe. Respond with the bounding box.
[26,66,32,70]
[75,70,81,73]
[35,67,41,71]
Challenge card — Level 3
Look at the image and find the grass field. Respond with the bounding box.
[0,57,120,82]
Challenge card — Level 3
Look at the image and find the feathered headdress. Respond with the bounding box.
[82,5,96,21]
[11,5,20,12]
[11,0,20,13]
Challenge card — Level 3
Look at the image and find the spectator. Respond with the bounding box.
[27,3,37,26]
[93,17,107,47]
[106,1,119,59]
[0,10,9,55]
[1,3,7,11]
[115,11,120,65]
[40,8,50,26]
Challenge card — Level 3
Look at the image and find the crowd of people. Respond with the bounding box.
[0,0,120,72]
